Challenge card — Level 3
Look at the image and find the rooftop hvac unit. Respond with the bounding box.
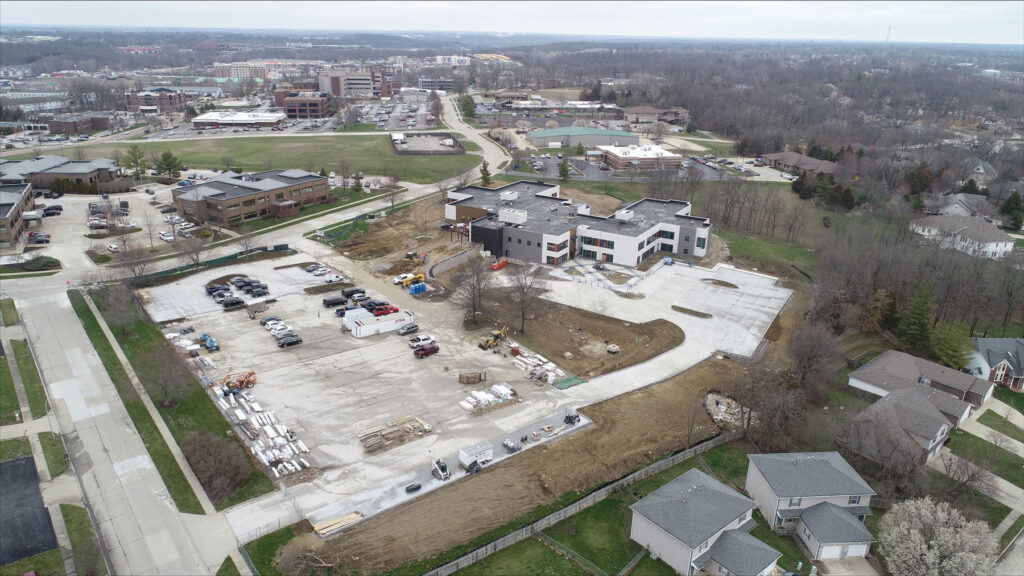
[499,190,519,202]
[499,208,528,225]
[615,209,634,222]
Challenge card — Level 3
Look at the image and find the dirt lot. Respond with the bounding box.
[557,186,626,217]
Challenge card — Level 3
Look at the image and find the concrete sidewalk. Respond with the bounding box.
[963,408,1024,458]
[927,447,1024,510]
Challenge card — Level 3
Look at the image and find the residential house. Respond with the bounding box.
[659,107,691,125]
[763,152,838,176]
[848,350,994,427]
[968,338,1024,391]
[631,468,782,576]
[966,158,998,185]
[172,169,329,227]
[848,387,951,467]
[745,452,876,560]
[624,106,666,124]
[922,193,989,217]
[910,214,1014,259]
[0,183,35,248]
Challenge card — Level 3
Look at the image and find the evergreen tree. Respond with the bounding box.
[959,178,981,195]
[459,95,476,119]
[839,186,856,210]
[575,142,585,156]
[999,191,1024,230]
[930,323,973,370]
[685,122,697,134]
[319,168,327,177]
[350,178,363,195]
[156,150,182,176]
[558,157,570,183]
[898,286,933,349]
[479,160,492,187]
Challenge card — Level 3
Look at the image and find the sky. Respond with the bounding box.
[1,1,1022,45]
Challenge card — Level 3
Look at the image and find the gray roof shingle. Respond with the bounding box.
[972,338,1024,378]
[702,530,782,576]
[747,452,875,498]
[850,350,994,399]
[849,388,950,463]
[799,502,875,545]
[913,214,1013,245]
[630,468,754,548]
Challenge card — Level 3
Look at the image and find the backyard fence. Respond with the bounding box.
[422,429,743,576]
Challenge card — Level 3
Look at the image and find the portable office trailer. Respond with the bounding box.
[351,310,415,338]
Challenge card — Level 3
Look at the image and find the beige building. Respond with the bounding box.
[214,62,268,81]
[598,144,683,171]
[0,183,35,248]
[172,169,329,227]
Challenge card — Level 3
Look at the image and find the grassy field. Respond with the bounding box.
[0,357,20,425]
[1000,515,1024,553]
[243,525,296,576]
[0,271,62,280]
[455,537,591,576]
[61,504,103,576]
[216,556,241,576]
[38,432,68,478]
[629,553,678,576]
[0,549,65,576]
[978,409,1024,444]
[0,298,19,326]
[67,289,204,514]
[546,493,642,574]
[10,340,47,418]
[749,510,807,573]
[714,229,819,276]
[24,136,482,184]
[995,388,1024,417]
[948,428,1024,489]
[701,442,752,488]
[971,318,1024,338]
[336,122,377,132]
[0,437,31,462]
[93,289,273,510]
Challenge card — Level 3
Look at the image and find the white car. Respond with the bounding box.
[408,334,436,349]
[323,274,346,283]
[158,231,174,242]
[264,320,286,331]
[312,267,330,276]
[269,325,293,337]
[178,222,196,231]
[107,244,120,252]
[393,273,415,285]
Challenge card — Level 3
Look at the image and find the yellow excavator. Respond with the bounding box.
[403,252,423,266]
[479,326,508,350]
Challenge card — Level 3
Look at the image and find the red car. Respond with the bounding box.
[373,305,399,317]
[414,343,439,358]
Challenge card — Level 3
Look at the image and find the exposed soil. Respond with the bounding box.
[703,279,739,289]
[557,186,627,217]
[601,271,633,285]
[672,305,713,319]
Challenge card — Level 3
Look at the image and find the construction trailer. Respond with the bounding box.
[246,298,268,316]
[458,440,494,470]
[341,308,374,331]
[351,310,415,338]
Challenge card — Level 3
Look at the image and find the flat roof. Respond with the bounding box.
[598,144,681,160]
[0,183,31,219]
[530,126,635,139]
[192,111,287,124]
[578,197,710,234]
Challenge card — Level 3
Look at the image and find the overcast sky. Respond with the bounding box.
[2,1,1022,45]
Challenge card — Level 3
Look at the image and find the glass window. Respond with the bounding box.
[696,237,706,249]
[848,496,861,505]
[527,241,531,246]
[789,498,801,507]
[517,238,521,244]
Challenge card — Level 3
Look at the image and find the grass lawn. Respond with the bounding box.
[0,271,62,279]
[32,136,482,184]
[865,507,886,565]
[629,553,678,576]
[243,525,296,576]
[545,493,642,574]
[0,437,31,463]
[702,443,752,488]
[927,471,1011,528]
[336,122,378,132]
[823,384,872,413]
[978,409,1024,444]
[67,289,204,514]
[216,556,242,576]
[971,318,1024,339]
[714,230,819,276]
[750,510,809,573]
[678,138,735,157]
[947,428,1024,489]
[0,298,19,325]
[10,340,47,418]
[0,357,20,425]
[995,388,1024,418]
[633,457,702,497]
[92,289,273,510]
[60,504,103,576]
[0,549,65,576]
[455,537,591,576]
[1000,514,1024,553]
[38,432,68,477]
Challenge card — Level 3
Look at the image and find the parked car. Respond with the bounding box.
[212,292,232,303]
[414,343,440,358]
[304,263,323,272]
[392,273,415,285]
[323,274,346,283]
[350,293,371,303]
[160,206,177,214]
[408,334,436,348]
[259,316,282,326]
[107,244,120,252]
[341,287,366,298]
[397,323,419,336]
[274,329,297,341]
[312,267,330,276]
[158,231,174,242]
[270,325,294,337]
[264,320,286,331]
[277,335,303,348]
[30,236,50,244]
[374,305,399,317]
[323,296,347,308]
[229,276,249,286]
[220,297,244,308]
[250,288,269,297]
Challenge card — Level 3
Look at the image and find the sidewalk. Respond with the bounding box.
[927,447,1024,510]
[963,408,1024,458]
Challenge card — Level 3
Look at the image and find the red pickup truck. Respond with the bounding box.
[373,305,399,317]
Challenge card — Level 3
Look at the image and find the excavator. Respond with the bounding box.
[478,326,508,350]
[403,252,424,266]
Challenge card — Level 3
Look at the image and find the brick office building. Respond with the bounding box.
[0,183,35,248]
[172,169,329,227]
[45,113,112,135]
[124,87,188,112]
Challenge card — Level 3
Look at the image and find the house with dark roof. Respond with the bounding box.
[922,193,989,217]
[172,169,329,227]
[630,468,781,576]
[968,338,1024,391]
[910,214,1014,259]
[624,106,667,124]
[848,350,994,426]
[848,388,951,467]
[745,452,876,561]
[763,152,838,176]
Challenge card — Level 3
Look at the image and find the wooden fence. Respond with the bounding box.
[422,429,743,576]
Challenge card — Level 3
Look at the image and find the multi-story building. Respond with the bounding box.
[968,338,1024,391]
[434,55,471,67]
[598,144,683,171]
[446,180,711,267]
[45,113,111,135]
[214,62,268,81]
[0,155,120,189]
[172,169,329,227]
[318,66,400,98]
[273,91,331,119]
[418,77,455,92]
[190,111,287,129]
[124,87,188,112]
[0,183,35,248]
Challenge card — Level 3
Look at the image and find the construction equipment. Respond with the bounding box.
[431,458,450,481]
[403,252,424,265]
[478,326,508,350]
[564,408,581,426]
[402,273,426,287]
[490,258,509,271]
[220,371,256,395]
[199,333,219,351]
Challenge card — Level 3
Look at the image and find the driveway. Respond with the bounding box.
[816,557,883,575]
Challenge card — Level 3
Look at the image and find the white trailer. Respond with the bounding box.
[351,310,415,338]
[458,440,494,468]
[341,308,374,331]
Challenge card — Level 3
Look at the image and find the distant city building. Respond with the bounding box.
[434,55,471,66]
[190,111,287,128]
[418,77,455,91]
[117,45,161,54]
[318,66,400,98]
[274,91,331,119]
[598,144,683,171]
[214,62,268,81]
[124,87,188,112]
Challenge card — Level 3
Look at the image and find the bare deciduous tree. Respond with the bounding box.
[148,342,188,407]
[220,156,235,173]
[141,211,157,251]
[120,241,151,286]
[99,281,136,336]
[508,265,547,333]
[452,256,494,325]
[182,431,253,503]
[788,323,839,399]
[177,235,208,268]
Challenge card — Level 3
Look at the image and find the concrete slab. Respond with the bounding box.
[817,557,882,575]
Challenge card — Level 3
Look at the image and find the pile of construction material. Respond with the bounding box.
[507,345,566,385]
[459,382,518,413]
[357,415,433,454]
[210,383,312,478]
